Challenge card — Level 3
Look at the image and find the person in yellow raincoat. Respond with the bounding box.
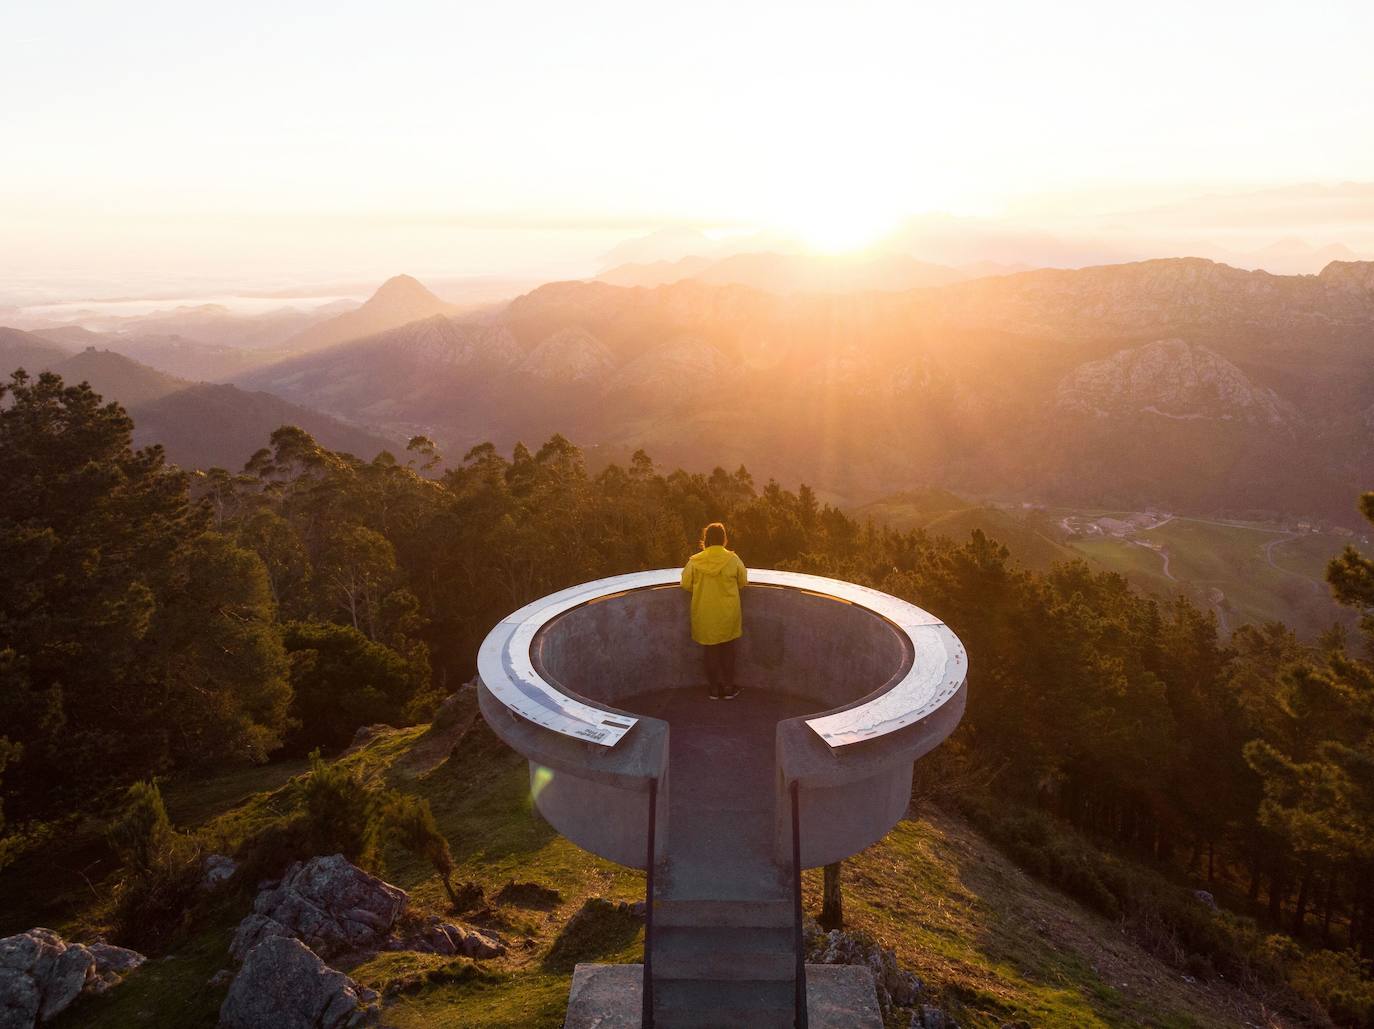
[680,521,748,700]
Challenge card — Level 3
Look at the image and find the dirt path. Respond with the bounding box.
[1262,534,1326,595]
[1128,540,1175,581]
[1262,534,1301,570]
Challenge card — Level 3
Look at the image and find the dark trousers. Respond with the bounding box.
[702,639,737,696]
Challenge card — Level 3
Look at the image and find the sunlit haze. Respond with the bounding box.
[5,0,1374,298]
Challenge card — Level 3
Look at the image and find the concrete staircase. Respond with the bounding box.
[639,687,813,1029]
[652,898,796,1027]
[555,686,881,1027]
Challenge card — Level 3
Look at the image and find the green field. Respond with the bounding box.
[1065,517,1369,637]
[853,491,1080,571]
[855,490,1369,638]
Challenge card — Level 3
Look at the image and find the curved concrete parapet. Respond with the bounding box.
[477,569,967,871]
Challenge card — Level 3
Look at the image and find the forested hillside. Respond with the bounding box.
[2,370,1374,1024]
[0,332,395,470]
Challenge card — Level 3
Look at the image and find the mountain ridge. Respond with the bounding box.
[1,331,394,469]
[235,257,1374,525]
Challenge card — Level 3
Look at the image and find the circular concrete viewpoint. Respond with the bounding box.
[477,569,967,871]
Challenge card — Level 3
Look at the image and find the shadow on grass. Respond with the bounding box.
[541,898,644,973]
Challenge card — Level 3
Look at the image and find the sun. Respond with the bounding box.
[777,201,900,256]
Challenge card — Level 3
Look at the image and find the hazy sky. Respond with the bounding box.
[5,0,1374,293]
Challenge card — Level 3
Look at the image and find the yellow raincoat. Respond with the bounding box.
[680,545,748,645]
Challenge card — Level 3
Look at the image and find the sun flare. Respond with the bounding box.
[783,206,898,256]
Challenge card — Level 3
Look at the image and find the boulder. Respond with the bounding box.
[229,915,296,963]
[230,855,508,969]
[808,926,922,1014]
[917,1006,951,1029]
[86,943,146,994]
[232,855,406,961]
[218,937,378,1029]
[202,854,238,889]
[392,917,505,959]
[459,928,505,959]
[0,928,99,1028]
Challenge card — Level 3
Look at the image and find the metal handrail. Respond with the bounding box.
[790,779,808,1029]
[642,775,658,1028]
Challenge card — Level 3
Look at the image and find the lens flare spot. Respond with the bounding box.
[530,764,555,804]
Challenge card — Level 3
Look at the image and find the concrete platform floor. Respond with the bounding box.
[565,963,883,1029]
[623,685,818,902]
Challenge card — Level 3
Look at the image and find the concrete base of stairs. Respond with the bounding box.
[564,963,883,1029]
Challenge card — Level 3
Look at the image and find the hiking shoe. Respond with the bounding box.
[708,692,721,701]
[724,687,741,700]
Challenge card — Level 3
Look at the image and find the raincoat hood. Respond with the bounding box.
[690,545,736,575]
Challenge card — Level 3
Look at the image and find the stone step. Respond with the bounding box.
[655,857,790,904]
[652,925,794,981]
[567,963,882,1029]
[654,897,793,929]
[651,977,796,1029]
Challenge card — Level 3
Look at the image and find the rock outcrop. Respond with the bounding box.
[394,920,504,959]
[0,929,144,1028]
[218,936,378,1029]
[519,328,616,383]
[806,924,922,1017]
[230,854,407,962]
[220,855,509,1027]
[85,943,146,994]
[230,854,507,967]
[1056,338,1294,427]
[202,854,238,889]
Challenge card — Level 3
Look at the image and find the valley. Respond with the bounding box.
[7,258,1370,640]
[854,491,1370,639]
[8,258,1373,537]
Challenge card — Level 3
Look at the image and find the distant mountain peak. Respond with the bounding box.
[280,274,456,354]
[371,274,441,307]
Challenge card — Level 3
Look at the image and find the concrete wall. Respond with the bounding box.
[476,683,670,869]
[481,574,965,872]
[528,760,669,870]
[533,583,912,711]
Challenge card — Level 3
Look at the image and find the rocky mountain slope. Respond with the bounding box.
[237,258,1374,525]
[1055,338,1297,427]
[0,332,393,470]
